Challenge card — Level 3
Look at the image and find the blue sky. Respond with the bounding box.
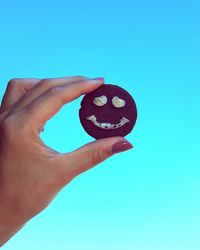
[0,0,200,249]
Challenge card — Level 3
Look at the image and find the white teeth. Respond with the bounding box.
[112,96,126,108]
[86,115,130,130]
[93,95,107,106]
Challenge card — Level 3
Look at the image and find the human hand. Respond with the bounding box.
[0,76,133,246]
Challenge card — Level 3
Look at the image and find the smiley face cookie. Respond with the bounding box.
[79,84,137,139]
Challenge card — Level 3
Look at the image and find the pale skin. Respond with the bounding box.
[0,76,133,246]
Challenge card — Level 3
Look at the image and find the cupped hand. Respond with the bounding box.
[0,76,133,245]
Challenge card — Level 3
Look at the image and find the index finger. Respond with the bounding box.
[23,78,104,132]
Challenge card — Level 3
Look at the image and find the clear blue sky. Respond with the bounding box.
[0,0,200,249]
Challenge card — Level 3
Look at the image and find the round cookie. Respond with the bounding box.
[79,84,137,139]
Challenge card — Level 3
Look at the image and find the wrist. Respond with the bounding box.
[0,191,26,246]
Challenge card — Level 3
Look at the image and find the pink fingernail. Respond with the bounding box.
[92,77,104,81]
[112,140,133,154]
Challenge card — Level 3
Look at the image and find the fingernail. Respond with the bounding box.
[92,77,104,81]
[112,140,133,154]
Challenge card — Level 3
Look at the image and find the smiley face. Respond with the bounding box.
[86,95,130,129]
[79,84,137,139]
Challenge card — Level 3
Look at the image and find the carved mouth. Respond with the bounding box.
[86,115,130,130]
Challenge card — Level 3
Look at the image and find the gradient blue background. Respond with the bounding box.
[1,0,200,249]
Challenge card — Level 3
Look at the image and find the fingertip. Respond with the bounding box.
[94,136,133,154]
[82,78,104,94]
[111,140,133,154]
[91,77,105,81]
[88,78,105,85]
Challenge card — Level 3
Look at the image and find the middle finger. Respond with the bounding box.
[10,76,88,114]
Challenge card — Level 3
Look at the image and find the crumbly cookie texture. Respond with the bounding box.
[93,95,107,106]
[112,96,126,108]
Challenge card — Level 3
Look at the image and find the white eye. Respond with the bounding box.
[112,96,126,108]
[93,95,107,106]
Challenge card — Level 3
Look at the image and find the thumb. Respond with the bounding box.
[59,137,133,179]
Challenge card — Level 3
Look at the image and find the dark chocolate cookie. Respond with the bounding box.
[79,84,137,139]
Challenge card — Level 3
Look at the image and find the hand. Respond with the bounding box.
[0,76,133,246]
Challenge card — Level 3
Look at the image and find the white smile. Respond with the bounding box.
[86,115,130,130]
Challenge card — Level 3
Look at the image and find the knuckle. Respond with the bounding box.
[48,86,62,95]
[38,79,51,88]
[78,80,91,93]
[91,148,110,166]
[0,112,29,138]
[0,115,16,136]
[7,78,19,89]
